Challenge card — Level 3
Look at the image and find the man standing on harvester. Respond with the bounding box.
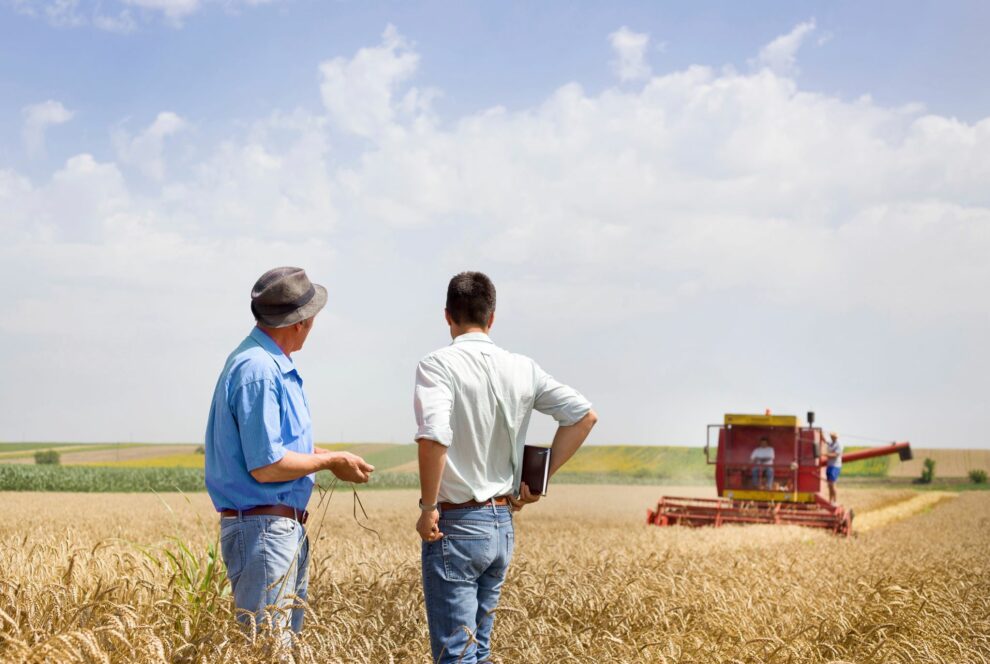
[824,431,843,503]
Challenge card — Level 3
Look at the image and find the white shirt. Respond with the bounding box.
[414,332,592,503]
[827,439,843,467]
[750,446,775,465]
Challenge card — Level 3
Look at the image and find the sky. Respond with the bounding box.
[0,1,988,449]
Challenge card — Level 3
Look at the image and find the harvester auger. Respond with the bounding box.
[646,412,912,536]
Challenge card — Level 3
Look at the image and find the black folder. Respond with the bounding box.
[521,445,552,496]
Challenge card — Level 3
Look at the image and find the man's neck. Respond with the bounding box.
[450,325,489,339]
[257,325,294,357]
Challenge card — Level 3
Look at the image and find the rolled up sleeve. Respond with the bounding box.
[414,356,454,447]
[231,379,287,471]
[533,363,592,427]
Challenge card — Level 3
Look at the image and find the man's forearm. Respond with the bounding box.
[251,449,336,483]
[417,438,448,504]
[547,410,598,477]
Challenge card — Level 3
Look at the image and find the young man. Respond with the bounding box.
[823,431,843,503]
[414,271,598,664]
[205,266,375,637]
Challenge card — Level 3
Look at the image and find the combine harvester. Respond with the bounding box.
[647,412,912,536]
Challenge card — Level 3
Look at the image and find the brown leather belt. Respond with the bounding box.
[439,496,510,511]
[220,505,309,525]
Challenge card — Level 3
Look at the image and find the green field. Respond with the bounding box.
[0,465,206,492]
[0,465,420,492]
[0,442,906,480]
[555,445,711,480]
[4,440,983,492]
[840,447,892,477]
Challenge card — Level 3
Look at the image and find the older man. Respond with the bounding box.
[205,266,374,636]
[414,271,598,664]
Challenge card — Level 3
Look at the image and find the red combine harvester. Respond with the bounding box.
[647,412,912,535]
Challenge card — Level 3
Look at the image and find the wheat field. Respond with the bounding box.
[0,485,987,663]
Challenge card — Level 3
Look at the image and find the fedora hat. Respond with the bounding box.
[251,267,327,328]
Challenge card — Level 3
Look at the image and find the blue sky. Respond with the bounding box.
[4,1,989,171]
[0,1,988,448]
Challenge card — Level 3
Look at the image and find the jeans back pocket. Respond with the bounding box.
[440,518,494,582]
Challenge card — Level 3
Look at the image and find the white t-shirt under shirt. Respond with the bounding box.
[750,446,775,465]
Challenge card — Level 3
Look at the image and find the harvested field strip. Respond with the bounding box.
[856,491,957,533]
[0,442,94,454]
[0,443,141,461]
[888,448,990,478]
[94,453,206,469]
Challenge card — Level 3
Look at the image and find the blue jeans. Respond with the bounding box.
[422,505,514,664]
[751,465,774,488]
[219,514,309,636]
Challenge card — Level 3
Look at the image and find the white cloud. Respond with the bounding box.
[122,0,200,23]
[113,111,187,180]
[166,110,337,237]
[609,26,652,82]
[327,35,990,322]
[1,25,989,446]
[21,100,75,159]
[318,24,426,138]
[753,19,817,75]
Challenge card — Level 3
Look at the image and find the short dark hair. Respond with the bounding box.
[446,271,496,327]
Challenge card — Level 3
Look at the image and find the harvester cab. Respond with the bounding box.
[647,411,912,535]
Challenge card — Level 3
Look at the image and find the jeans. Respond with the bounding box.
[422,505,514,664]
[219,514,310,636]
[751,465,774,488]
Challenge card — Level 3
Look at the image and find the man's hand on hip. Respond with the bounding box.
[325,451,375,483]
[417,509,443,542]
[508,482,541,512]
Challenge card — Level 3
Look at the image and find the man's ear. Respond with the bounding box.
[444,309,453,326]
[487,311,495,329]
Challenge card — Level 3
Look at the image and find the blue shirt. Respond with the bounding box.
[205,327,315,512]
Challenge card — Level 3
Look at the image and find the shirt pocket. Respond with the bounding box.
[281,390,310,444]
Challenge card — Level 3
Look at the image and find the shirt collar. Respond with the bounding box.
[452,332,494,345]
[249,327,296,375]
